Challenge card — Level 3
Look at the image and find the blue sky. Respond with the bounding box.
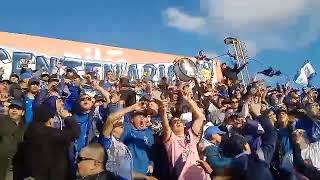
[0,0,319,86]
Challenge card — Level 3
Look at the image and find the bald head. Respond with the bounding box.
[79,143,106,163]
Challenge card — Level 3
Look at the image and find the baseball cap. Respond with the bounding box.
[8,100,25,109]
[204,126,226,140]
[20,72,33,80]
[180,112,193,123]
[28,77,40,86]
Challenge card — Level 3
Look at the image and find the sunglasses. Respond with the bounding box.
[30,82,40,86]
[76,156,101,163]
[80,97,91,101]
[231,100,239,104]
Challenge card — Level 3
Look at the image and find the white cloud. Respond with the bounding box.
[164,0,320,54]
[164,7,206,33]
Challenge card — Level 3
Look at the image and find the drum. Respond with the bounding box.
[173,57,198,82]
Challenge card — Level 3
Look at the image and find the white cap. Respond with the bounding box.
[180,112,193,122]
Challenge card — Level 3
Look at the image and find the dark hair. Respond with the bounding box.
[33,106,55,123]
[119,77,130,87]
[221,133,247,158]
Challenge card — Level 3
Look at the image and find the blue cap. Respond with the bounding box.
[9,100,25,109]
[20,72,33,80]
[28,77,40,85]
[204,126,225,140]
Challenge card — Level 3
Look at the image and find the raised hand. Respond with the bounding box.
[133,101,147,111]
[91,79,100,90]
[57,107,72,119]
[249,96,262,117]
[159,100,169,114]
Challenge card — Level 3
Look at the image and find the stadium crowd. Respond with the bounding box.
[0,62,320,180]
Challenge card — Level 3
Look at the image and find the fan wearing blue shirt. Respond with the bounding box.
[103,102,155,178]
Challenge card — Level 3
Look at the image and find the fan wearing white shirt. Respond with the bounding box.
[281,129,320,172]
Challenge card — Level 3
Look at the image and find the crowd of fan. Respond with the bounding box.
[1,63,320,180]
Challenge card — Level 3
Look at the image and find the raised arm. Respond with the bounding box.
[160,100,172,143]
[183,96,205,136]
[102,102,145,137]
[92,80,110,105]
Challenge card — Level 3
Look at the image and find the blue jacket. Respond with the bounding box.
[24,89,48,124]
[121,121,154,174]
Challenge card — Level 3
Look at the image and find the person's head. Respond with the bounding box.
[292,129,310,147]
[33,106,55,127]
[230,97,239,109]
[221,133,248,158]
[77,143,106,177]
[146,99,159,116]
[264,109,276,125]
[43,96,64,115]
[305,102,320,118]
[109,91,120,104]
[234,88,242,99]
[119,77,130,88]
[9,73,19,83]
[94,94,105,107]
[73,74,82,86]
[221,63,227,69]
[276,108,289,126]
[41,73,50,82]
[66,68,74,79]
[131,111,147,129]
[8,101,25,121]
[106,70,113,80]
[205,126,225,144]
[288,91,300,104]
[28,78,40,94]
[0,80,10,92]
[261,101,269,113]
[79,93,94,112]
[170,117,185,136]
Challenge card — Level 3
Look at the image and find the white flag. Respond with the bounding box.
[295,62,316,86]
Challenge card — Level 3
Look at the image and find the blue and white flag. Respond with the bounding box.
[294,62,316,86]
